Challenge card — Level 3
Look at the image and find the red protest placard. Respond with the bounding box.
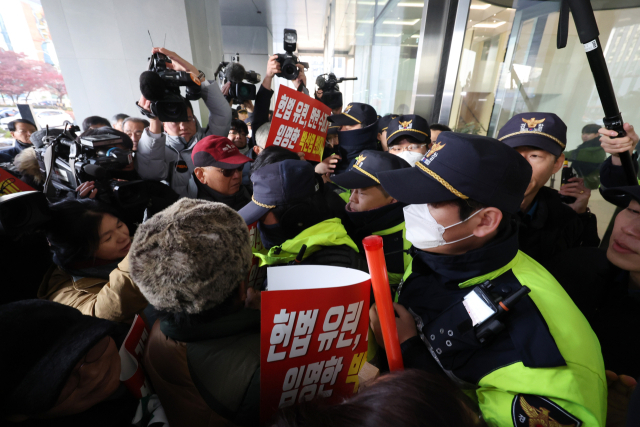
[119,314,152,399]
[265,85,332,162]
[0,168,35,195]
[246,221,267,289]
[260,266,371,424]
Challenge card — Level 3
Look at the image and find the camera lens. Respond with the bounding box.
[282,62,299,80]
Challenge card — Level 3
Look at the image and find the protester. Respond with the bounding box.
[496,112,600,267]
[135,47,232,198]
[1,299,166,427]
[386,114,431,166]
[0,119,37,163]
[546,184,640,379]
[239,159,366,272]
[37,199,147,323]
[191,135,252,210]
[273,369,479,427]
[131,198,259,427]
[375,132,607,426]
[328,102,379,174]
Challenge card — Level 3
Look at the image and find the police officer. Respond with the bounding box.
[238,159,366,272]
[377,114,398,152]
[332,150,411,287]
[386,115,431,166]
[328,103,379,174]
[497,113,600,267]
[375,132,606,427]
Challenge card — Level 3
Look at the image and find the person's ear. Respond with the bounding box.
[253,146,260,156]
[194,167,206,184]
[552,153,565,174]
[472,207,503,238]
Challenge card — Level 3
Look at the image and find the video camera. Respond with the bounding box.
[276,29,309,81]
[138,52,202,122]
[316,73,357,109]
[33,125,163,211]
[215,54,262,103]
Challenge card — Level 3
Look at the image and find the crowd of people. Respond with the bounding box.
[0,45,639,427]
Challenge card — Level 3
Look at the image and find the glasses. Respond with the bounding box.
[219,166,243,177]
[125,130,143,137]
[56,336,112,404]
[229,130,247,137]
[389,144,427,154]
[14,129,33,135]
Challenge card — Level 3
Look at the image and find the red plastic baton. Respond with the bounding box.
[362,235,404,371]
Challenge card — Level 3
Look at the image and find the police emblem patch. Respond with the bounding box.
[345,104,353,113]
[512,394,582,427]
[520,117,545,132]
[426,141,445,158]
[355,154,366,167]
[398,120,413,130]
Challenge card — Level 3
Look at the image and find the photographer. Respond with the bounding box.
[37,198,147,324]
[136,47,232,198]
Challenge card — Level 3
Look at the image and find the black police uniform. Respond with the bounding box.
[331,150,411,286]
[328,103,379,174]
[497,112,600,268]
[377,132,607,427]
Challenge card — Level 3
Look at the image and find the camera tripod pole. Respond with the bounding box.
[558,0,638,186]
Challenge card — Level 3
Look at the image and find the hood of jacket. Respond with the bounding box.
[159,308,260,343]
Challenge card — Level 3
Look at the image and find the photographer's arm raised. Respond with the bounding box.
[135,94,169,181]
[201,77,232,137]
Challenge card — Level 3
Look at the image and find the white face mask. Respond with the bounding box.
[404,203,484,249]
[396,151,424,166]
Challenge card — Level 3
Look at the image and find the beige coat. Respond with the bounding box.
[37,255,147,323]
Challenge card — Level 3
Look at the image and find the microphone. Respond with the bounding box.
[139,71,166,102]
[82,164,108,180]
[224,62,246,83]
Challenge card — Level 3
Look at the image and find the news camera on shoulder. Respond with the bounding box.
[22,124,177,215]
[137,50,202,123]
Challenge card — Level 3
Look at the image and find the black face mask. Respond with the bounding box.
[345,202,401,228]
[335,124,378,174]
[258,221,289,250]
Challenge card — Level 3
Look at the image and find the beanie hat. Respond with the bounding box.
[0,300,119,416]
[130,198,252,315]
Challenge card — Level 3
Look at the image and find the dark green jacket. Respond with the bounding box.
[160,309,261,427]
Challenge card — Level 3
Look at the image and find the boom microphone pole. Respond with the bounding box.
[558,0,638,185]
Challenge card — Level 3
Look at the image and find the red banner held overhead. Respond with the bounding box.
[265,85,332,162]
[260,265,371,424]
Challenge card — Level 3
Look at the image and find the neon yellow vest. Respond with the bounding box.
[398,251,607,427]
[252,218,358,266]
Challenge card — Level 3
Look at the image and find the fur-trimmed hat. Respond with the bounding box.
[130,198,252,315]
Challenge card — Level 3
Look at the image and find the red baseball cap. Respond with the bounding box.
[192,135,252,169]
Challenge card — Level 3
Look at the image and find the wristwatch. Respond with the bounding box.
[197,70,206,82]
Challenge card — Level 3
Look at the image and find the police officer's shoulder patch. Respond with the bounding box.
[512,394,582,427]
